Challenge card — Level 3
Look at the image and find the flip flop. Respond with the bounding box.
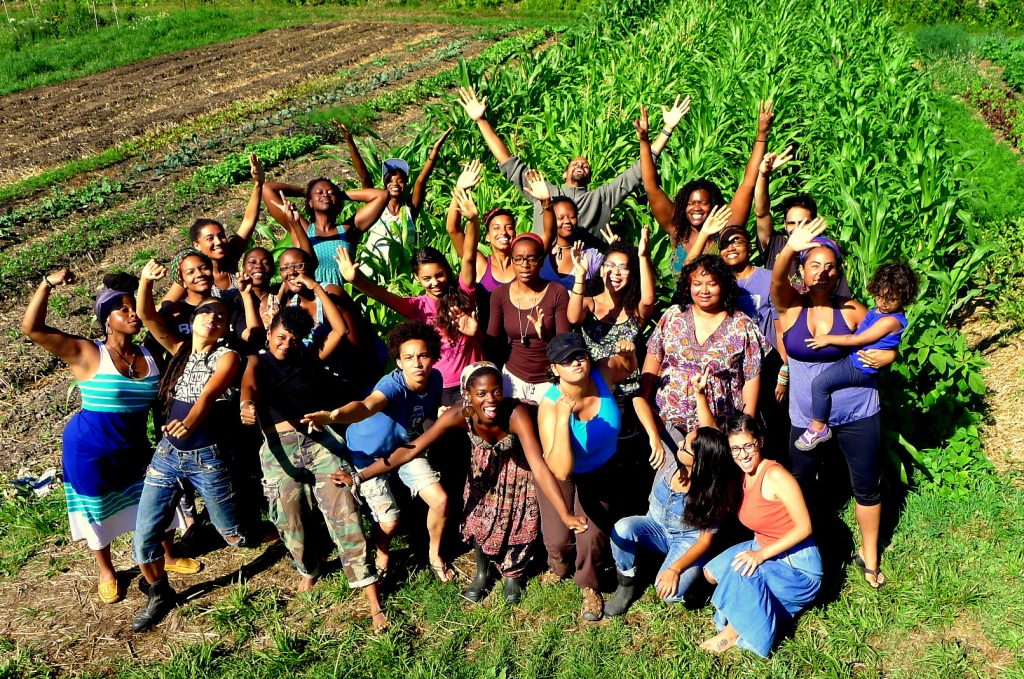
[854,553,887,589]
[429,561,456,583]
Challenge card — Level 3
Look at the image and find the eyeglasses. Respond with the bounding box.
[604,263,630,273]
[729,442,759,457]
[280,263,307,273]
[557,354,589,367]
[512,255,542,265]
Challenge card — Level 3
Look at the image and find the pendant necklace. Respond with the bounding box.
[109,343,139,378]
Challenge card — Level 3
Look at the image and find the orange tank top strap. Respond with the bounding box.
[738,460,795,548]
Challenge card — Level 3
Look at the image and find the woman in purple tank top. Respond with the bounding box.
[770,220,896,590]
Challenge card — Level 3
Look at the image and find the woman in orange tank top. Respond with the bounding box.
[699,413,822,658]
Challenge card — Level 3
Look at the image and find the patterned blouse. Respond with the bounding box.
[647,304,766,431]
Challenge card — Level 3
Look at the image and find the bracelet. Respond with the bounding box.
[661,128,673,137]
[779,364,790,373]
[570,289,584,296]
[43,278,55,289]
[755,137,767,142]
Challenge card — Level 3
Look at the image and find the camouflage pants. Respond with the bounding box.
[259,427,375,587]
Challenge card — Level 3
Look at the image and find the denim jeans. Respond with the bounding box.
[611,515,706,602]
[133,438,247,564]
[705,537,822,657]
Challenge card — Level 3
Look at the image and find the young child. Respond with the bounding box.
[795,262,918,450]
[302,320,454,582]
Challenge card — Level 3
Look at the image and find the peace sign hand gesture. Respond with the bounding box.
[600,224,620,245]
[759,144,795,177]
[271,190,302,229]
[249,153,265,186]
[633,104,650,142]
[757,99,775,137]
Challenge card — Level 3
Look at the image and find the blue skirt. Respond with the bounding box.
[705,537,822,657]
[62,409,152,549]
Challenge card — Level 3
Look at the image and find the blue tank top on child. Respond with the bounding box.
[850,308,906,374]
[542,370,621,474]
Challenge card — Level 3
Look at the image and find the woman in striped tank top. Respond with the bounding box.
[21,270,194,605]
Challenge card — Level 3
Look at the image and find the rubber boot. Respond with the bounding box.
[502,576,523,604]
[604,571,636,617]
[132,576,177,632]
[461,545,490,603]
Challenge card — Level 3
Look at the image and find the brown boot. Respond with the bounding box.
[581,587,603,622]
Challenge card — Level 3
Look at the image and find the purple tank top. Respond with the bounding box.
[479,256,501,292]
[783,302,879,428]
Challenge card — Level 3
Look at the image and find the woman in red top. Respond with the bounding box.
[700,412,821,658]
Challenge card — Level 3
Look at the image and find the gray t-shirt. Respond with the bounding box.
[498,155,645,238]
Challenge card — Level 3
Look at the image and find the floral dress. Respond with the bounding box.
[647,304,766,432]
[461,424,540,578]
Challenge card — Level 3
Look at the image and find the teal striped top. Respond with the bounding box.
[77,342,160,413]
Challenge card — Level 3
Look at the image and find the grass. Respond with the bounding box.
[0,0,576,98]
[0,487,67,579]
[2,477,1019,676]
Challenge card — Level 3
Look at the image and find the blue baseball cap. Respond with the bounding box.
[383,158,410,179]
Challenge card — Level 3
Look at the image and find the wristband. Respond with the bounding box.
[779,364,790,373]
[755,137,767,142]
[661,128,673,137]
[43,278,55,289]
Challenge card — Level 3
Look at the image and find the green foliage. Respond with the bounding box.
[187,135,321,192]
[0,178,123,243]
[887,0,1024,28]
[0,487,67,578]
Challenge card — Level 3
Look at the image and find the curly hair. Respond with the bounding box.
[590,240,642,322]
[268,305,314,342]
[867,262,919,310]
[671,179,725,243]
[188,218,225,244]
[780,193,818,220]
[671,254,739,315]
[410,247,475,342]
[386,319,442,361]
[683,427,742,531]
[305,177,345,218]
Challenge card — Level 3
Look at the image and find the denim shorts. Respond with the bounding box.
[357,457,439,524]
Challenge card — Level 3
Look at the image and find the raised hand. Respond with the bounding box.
[457,86,487,121]
[757,99,775,137]
[140,260,166,282]
[600,224,620,245]
[570,241,589,281]
[332,119,353,141]
[237,275,253,296]
[454,187,479,221]
[632,104,650,141]
[431,127,454,156]
[661,94,692,131]
[523,169,551,201]
[333,246,359,283]
[250,153,265,186]
[638,225,651,257]
[700,204,734,236]
[456,159,483,190]
[786,217,827,252]
[555,392,576,419]
[527,307,545,337]
[271,190,302,228]
[690,364,712,394]
[453,306,478,337]
[759,144,795,177]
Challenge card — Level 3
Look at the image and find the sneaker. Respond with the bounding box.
[581,587,603,622]
[795,425,832,451]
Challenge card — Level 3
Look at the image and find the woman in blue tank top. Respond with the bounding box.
[537,332,637,622]
[770,221,898,590]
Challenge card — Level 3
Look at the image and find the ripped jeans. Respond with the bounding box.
[133,439,248,564]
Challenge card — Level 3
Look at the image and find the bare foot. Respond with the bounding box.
[699,628,739,654]
[371,609,389,633]
[298,575,318,592]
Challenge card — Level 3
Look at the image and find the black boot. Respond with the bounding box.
[461,545,491,603]
[132,576,177,632]
[604,571,636,617]
[502,576,523,604]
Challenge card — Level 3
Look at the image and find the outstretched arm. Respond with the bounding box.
[230,154,265,263]
[136,261,184,355]
[755,145,794,252]
[728,100,773,228]
[21,269,95,371]
[454,187,481,290]
[634,106,676,238]
[333,121,374,189]
[446,160,483,258]
[771,218,826,313]
[262,181,310,231]
[522,169,556,249]
[411,127,453,217]
[350,188,390,232]
[356,406,463,481]
[334,246,416,317]
[683,204,734,266]
[458,87,512,164]
[302,389,389,429]
[637,226,657,324]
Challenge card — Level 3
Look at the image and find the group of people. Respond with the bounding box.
[24,88,920,657]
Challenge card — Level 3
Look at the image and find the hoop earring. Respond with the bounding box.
[461,405,474,420]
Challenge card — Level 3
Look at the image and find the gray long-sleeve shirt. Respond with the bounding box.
[498,155,645,237]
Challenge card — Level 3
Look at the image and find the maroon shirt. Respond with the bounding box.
[487,282,570,383]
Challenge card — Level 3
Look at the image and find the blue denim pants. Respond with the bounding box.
[610,515,706,603]
[705,537,822,657]
[133,438,247,564]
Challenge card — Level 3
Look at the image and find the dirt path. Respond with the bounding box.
[0,20,465,183]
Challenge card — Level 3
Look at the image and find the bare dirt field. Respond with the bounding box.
[0,20,468,183]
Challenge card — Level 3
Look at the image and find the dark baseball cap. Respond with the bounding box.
[546,332,590,364]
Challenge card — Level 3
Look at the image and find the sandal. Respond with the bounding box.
[795,425,832,451]
[164,557,203,575]
[370,609,390,633]
[854,553,887,589]
[98,578,123,604]
[429,561,456,583]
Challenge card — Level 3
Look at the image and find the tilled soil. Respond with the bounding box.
[0,20,465,183]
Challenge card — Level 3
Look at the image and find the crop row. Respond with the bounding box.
[338,0,991,493]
